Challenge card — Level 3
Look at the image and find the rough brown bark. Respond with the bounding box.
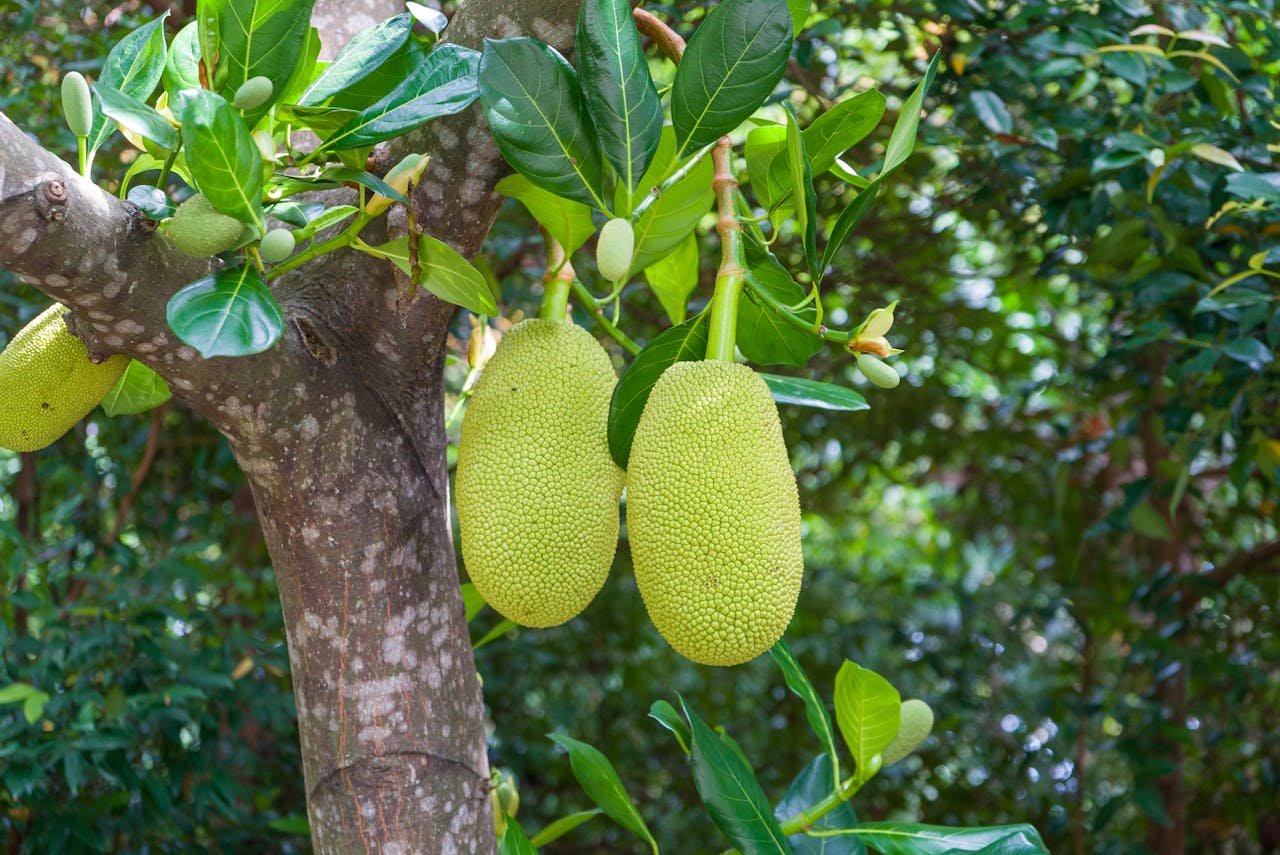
[0,0,578,851]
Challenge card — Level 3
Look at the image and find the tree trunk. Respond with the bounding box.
[0,0,579,850]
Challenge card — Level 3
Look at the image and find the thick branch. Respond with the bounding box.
[1209,538,1280,583]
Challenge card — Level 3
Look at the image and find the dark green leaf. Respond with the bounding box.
[316,166,406,203]
[215,0,317,126]
[275,104,361,137]
[166,264,284,358]
[88,13,168,156]
[498,817,538,855]
[479,37,608,210]
[769,640,841,786]
[648,700,691,754]
[576,0,663,196]
[739,239,821,366]
[1221,338,1272,370]
[671,0,794,155]
[126,185,173,220]
[763,375,869,411]
[322,44,479,149]
[102,362,172,416]
[267,816,311,835]
[680,696,793,854]
[529,810,602,848]
[970,90,1012,135]
[164,22,202,97]
[495,174,596,256]
[607,314,709,468]
[362,236,498,316]
[643,233,699,324]
[783,103,819,280]
[805,89,886,175]
[833,661,900,778]
[882,52,939,175]
[823,822,1048,854]
[775,755,864,855]
[298,13,413,106]
[175,88,265,227]
[1223,172,1280,202]
[92,83,178,150]
[548,734,657,848]
[821,179,881,272]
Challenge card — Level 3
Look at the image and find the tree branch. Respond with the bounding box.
[1209,538,1280,583]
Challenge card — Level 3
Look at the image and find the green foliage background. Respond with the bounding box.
[2,0,1277,852]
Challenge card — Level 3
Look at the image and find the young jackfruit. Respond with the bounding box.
[167,194,246,257]
[456,319,625,628]
[881,698,934,765]
[0,304,129,452]
[626,360,803,666]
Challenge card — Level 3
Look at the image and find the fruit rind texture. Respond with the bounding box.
[596,218,635,282]
[881,698,934,765]
[167,194,246,257]
[61,72,93,138]
[456,319,625,628]
[0,304,129,452]
[626,360,804,666]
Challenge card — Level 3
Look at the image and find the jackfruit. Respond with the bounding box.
[456,319,625,627]
[167,194,245,257]
[61,72,92,138]
[881,698,934,765]
[596,218,634,282]
[259,228,295,262]
[0,304,129,452]
[626,360,803,666]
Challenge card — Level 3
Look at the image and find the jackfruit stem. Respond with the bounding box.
[706,138,744,362]
[540,237,573,321]
[706,270,743,362]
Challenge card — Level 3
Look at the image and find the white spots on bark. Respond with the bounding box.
[172,377,195,391]
[114,318,145,335]
[530,17,571,46]
[177,346,197,361]
[300,414,320,440]
[45,273,68,289]
[12,226,37,253]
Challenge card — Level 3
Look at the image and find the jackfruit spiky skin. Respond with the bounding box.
[456,319,625,628]
[0,304,129,452]
[627,360,803,666]
[167,194,245,257]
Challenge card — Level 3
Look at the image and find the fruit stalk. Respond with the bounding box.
[706,137,743,363]
[540,237,573,321]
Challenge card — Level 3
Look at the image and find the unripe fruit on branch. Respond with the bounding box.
[596,217,635,283]
[856,353,900,389]
[0,304,128,452]
[259,228,296,262]
[365,153,429,216]
[167,194,246,257]
[232,76,273,110]
[881,698,934,765]
[627,361,804,666]
[61,72,93,138]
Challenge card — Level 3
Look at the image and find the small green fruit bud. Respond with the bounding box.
[62,72,93,138]
[365,153,429,215]
[856,353,900,389]
[596,217,635,283]
[259,228,296,263]
[232,76,273,110]
[881,698,934,765]
[167,194,246,257]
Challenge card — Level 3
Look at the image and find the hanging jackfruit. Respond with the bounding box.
[626,360,803,666]
[0,304,129,452]
[456,319,625,627]
[881,698,934,765]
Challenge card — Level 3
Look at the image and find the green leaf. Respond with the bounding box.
[1128,501,1172,540]
[739,239,821,366]
[87,13,169,157]
[22,691,49,725]
[881,52,939,176]
[775,755,863,855]
[970,89,1012,135]
[746,124,790,209]
[671,0,794,155]
[762,375,869,412]
[821,179,881,272]
[322,44,480,150]
[0,683,35,705]
[166,264,285,358]
[498,817,539,855]
[576,0,663,197]
[607,314,709,468]
[833,661,900,779]
[787,0,811,34]
[459,583,486,622]
[214,0,317,127]
[267,816,311,835]
[362,236,499,316]
[174,88,264,228]
[290,205,358,241]
[164,22,203,97]
[479,37,608,210]
[126,185,173,220]
[495,174,596,256]
[92,83,178,151]
[299,13,413,106]
[805,90,886,175]
[648,699,691,754]
[1221,338,1272,370]
[820,822,1048,854]
[769,640,841,787]
[529,809,602,848]
[643,233,700,324]
[680,697,793,854]
[783,104,819,280]
[472,618,517,650]
[102,362,172,416]
[278,25,322,106]
[630,128,716,274]
[316,166,405,203]
[548,734,657,848]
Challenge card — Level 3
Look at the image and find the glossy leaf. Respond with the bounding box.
[322,44,479,149]
[821,179,881,272]
[93,83,178,151]
[970,90,1012,135]
[882,52,939,175]
[102,362,172,416]
[298,13,413,106]
[629,129,715,273]
[769,640,841,787]
[805,89,886,175]
[316,166,406,203]
[787,0,811,34]
[775,755,864,855]
[671,0,793,155]
[648,700,691,754]
[214,0,316,126]
[498,817,538,855]
[607,314,709,468]
[529,810,602,848]
[126,185,173,220]
[459,583,486,622]
[833,661,900,778]
[680,696,793,854]
[822,822,1048,854]
[576,0,663,195]
[548,734,657,848]
[278,25,322,106]
[746,124,790,210]
[479,38,607,210]
[291,205,359,241]
[643,232,699,324]
[175,88,264,228]
[495,174,595,256]
[87,13,168,156]
[166,265,285,358]
[362,236,498,316]
[164,22,202,97]
[739,239,821,366]
[763,375,869,412]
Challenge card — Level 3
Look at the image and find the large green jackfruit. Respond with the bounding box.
[456,319,625,627]
[627,361,803,666]
[0,304,129,452]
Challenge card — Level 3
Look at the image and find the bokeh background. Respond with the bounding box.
[2,0,1277,852]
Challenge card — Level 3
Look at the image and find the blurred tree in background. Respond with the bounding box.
[2,0,1277,853]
